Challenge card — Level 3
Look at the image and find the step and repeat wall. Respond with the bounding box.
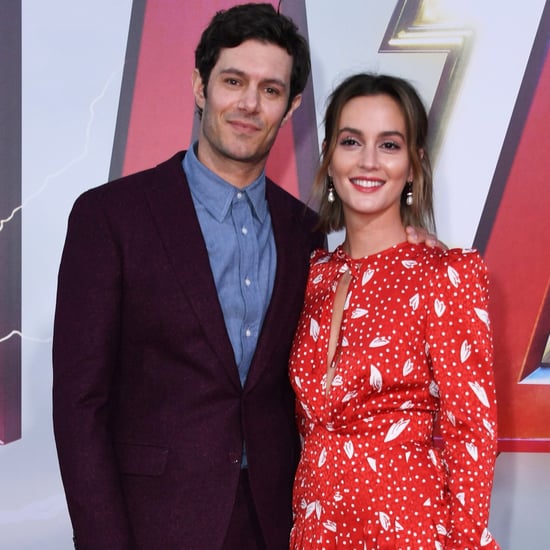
[1,1,549,548]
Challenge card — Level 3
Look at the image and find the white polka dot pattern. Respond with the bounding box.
[289,243,499,549]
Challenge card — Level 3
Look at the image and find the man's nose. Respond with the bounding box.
[237,85,260,112]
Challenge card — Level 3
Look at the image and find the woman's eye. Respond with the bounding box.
[340,137,359,146]
[381,141,400,150]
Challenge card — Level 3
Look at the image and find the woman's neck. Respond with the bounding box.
[342,218,407,259]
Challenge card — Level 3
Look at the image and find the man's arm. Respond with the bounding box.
[53,190,132,549]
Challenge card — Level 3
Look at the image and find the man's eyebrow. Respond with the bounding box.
[218,68,288,89]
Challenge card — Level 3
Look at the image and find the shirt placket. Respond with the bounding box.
[231,192,260,386]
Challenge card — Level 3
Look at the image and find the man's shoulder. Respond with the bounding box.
[94,151,185,192]
[74,152,187,208]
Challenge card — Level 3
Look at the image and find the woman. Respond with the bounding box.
[289,73,499,549]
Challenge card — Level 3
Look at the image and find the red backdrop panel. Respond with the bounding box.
[481,36,550,451]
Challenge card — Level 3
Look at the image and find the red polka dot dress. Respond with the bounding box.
[289,243,499,549]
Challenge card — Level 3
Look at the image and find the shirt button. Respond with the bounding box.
[241,226,248,235]
[245,328,252,337]
[236,192,243,199]
[244,278,251,287]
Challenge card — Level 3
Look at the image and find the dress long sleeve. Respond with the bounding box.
[427,249,499,549]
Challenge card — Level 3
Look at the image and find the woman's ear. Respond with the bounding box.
[322,140,332,177]
[409,147,424,180]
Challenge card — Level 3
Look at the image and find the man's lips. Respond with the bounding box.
[227,118,261,132]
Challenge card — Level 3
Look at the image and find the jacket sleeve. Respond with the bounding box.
[52,190,133,549]
[426,249,499,549]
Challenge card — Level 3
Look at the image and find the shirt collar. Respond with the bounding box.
[183,142,268,222]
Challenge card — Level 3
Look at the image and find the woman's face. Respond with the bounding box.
[328,93,413,226]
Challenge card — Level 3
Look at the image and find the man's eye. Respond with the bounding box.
[265,87,280,95]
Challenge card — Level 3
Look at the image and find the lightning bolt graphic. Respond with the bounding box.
[380,0,473,158]
[0,70,119,233]
[0,330,51,344]
[1,70,120,445]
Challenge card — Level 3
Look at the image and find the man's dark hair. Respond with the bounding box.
[195,3,311,112]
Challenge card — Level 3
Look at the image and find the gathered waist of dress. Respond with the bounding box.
[304,410,436,450]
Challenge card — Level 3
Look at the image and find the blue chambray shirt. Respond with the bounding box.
[183,144,276,387]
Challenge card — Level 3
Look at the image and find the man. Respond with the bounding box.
[53,3,434,549]
[53,4,320,549]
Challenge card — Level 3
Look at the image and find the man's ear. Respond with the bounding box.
[192,68,206,110]
[281,94,302,126]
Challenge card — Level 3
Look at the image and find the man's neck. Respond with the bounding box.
[195,143,266,189]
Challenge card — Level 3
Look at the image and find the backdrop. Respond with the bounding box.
[1,0,549,547]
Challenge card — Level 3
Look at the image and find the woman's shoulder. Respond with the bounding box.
[417,244,485,268]
[307,248,344,285]
[415,245,489,291]
[309,247,335,265]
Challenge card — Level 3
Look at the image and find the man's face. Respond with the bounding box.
[192,39,302,186]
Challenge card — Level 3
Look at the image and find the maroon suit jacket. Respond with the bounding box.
[52,152,324,549]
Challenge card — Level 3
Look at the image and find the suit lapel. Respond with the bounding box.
[245,182,312,391]
[145,153,240,389]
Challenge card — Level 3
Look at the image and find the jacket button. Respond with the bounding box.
[228,452,240,464]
